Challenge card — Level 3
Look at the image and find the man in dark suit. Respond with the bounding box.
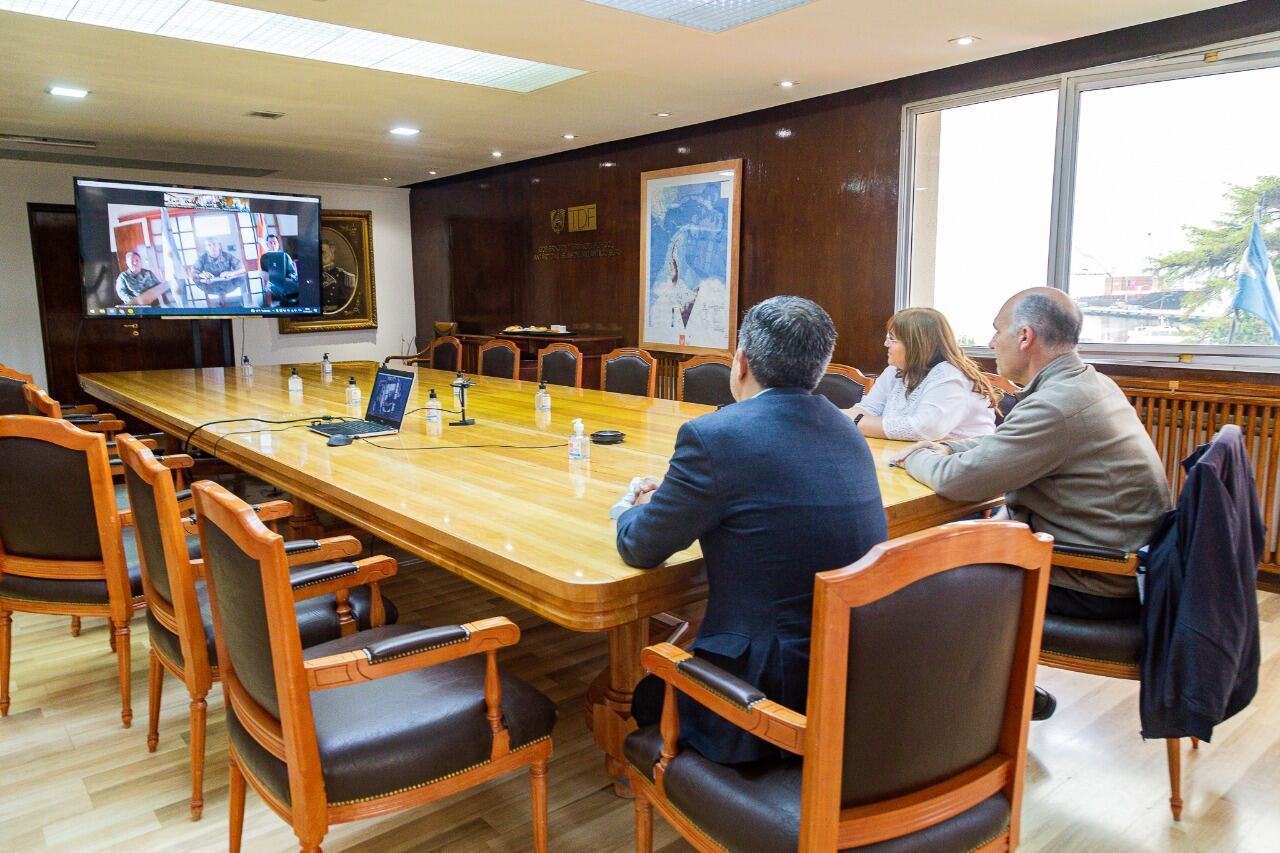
[616,296,888,764]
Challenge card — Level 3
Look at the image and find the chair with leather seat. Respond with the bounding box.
[116,435,401,820]
[19,381,124,435]
[428,335,463,373]
[813,363,875,409]
[538,342,583,388]
[0,366,102,418]
[0,415,181,726]
[982,372,1020,424]
[192,480,557,853]
[677,355,733,407]
[479,339,521,379]
[601,348,657,397]
[1038,543,1187,820]
[626,520,1052,852]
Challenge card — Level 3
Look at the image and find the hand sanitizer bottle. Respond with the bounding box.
[287,367,302,394]
[240,355,253,379]
[535,380,551,413]
[568,418,590,460]
[345,376,361,408]
[321,352,333,378]
[425,389,442,422]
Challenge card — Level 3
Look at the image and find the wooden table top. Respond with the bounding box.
[81,362,994,631]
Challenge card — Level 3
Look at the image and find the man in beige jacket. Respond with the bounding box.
[893,287,1171,718]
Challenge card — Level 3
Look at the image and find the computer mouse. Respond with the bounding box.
[326,434,353,447]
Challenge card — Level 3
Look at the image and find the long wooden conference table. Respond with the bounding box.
[82,361,999,788]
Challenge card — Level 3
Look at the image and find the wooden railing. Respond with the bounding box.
[1113,376,1280,591]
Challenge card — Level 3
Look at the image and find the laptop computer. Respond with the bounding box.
[309,367,415,440]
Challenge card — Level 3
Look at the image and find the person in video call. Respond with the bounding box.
[259,233,299,306]
[890,287,1171,721]
[320,239,358,315]
[114,250,164,306]
[191,238,249,307]
[615,295,888,765]
[846,306,998,441]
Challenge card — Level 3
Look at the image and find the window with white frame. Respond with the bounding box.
[900,37,1280,358]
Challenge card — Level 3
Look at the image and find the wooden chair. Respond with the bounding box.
[479,339,521,379]
[18,382,123,433]
[192,480,557,852]
[676,354,733,407]
[601,347,657,397]
[983,372,1021,423]
[538,342,583,388]
[116,436,399,820]
[813,363,875,409]
[430,335,463,373]
[433,321,459,339]
[626,520,1052,852]
[1039,544,1189,819]
[0,416,189,725]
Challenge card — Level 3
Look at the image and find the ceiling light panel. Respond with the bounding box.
[587,0,815,33]
[0,0,77,19]
[156,0,273,47]
[0,0,585,92]
[66,0,185,34]
[236,15,348,58]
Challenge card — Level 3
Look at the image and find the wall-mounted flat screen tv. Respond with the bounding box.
[75,177,322,318]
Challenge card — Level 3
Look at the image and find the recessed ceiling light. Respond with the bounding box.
[428,170,438,175]
[653,112,671,117]
[775,128,793,138]
[776,80,798,88]
[563,133,576,139]
[5,1,585,93]
[491,150,503,158]
[586,0,814,33]
[382,177,391,181]
[949,35,980,46]
[389,126,419,136]
[49,86,89,98]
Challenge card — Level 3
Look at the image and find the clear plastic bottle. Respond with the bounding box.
[287,367,302,394]
[240,355,253,378]
[425,388,442,423]
[568,417,590,460]
[345,376,361,408]
[535,380,551,412]
[321,352,333,378]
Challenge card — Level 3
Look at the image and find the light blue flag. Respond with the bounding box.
[1232,220,1280,343]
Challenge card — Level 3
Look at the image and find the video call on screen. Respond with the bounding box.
[75,178,323,319]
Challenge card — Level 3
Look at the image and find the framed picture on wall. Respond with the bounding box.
[279,209,378,333]
[638,159,742,356]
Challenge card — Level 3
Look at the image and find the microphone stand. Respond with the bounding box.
[449,372,476,426]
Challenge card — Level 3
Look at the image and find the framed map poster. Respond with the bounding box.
[639,159,741,356]
[278,209,377,333]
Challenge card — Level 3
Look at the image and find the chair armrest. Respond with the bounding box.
[76,419,126,433]
[1051,542,1138,576]
[641,643,806,755]
[290,554,397,602]
[157,454,194,471]
[62,404,98,415]
[304,616,520,691]
[284,535,362,567]
[179,498,293,535]
[118,509,133,528]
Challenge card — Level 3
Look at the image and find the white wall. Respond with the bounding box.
[0,161,417,388]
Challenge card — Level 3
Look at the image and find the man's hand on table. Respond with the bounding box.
[889,440,952,467]
[630,476,660,507]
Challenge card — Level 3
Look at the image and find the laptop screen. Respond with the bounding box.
[364,367,415,428]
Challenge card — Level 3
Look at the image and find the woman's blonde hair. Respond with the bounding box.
[888,307,1000,408]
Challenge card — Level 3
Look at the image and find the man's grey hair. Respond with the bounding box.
[1011,292,1082,351]
[737,296,836,391]
[124,250,141,261]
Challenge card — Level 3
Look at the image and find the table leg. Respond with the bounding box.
[288,498,325,540]
[586,619,648,797]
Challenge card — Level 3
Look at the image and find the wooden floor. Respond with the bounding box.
[2,550,1278,852]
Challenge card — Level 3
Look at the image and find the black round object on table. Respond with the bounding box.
[590,430,625,445]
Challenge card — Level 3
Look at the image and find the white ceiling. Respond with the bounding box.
[0,0,1232,185]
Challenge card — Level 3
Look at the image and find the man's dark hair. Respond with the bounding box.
[737,296,836,391]
[266,233,278,241]
[1011,292,1082,350]
[124,251,141,261]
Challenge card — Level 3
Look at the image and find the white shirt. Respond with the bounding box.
[858,361,996,441]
